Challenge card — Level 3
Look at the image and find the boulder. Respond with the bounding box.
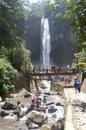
[55,102,63,106]
[39,124,52,130]
[40,117,64,130]
[51,117,64,130]
[0,110,9,117]
[1,101,14,110]
[27,110,47,125]
[51,82,64,93]
[26,121,39,129]
[48,105,57,113]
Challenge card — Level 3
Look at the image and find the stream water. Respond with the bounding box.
[0,80,64,130]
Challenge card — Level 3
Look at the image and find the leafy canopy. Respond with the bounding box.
[64,0,86,50]
[0,58,18,99]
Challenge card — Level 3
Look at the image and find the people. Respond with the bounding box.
[35,95,40,109]
[14,101,21,121]
[43,96,47,105]
[74,78,78,93]
[77,80,81,93]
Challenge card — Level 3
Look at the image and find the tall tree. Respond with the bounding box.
[0,0,27,49]
[64,0,86,50]
[0,0,31,71]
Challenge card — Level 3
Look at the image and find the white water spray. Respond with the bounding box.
[41,18,51,67]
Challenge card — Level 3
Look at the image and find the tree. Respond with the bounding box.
[64,0,86,50]
[0,58,18,100]
[0,0,31,71]
[9,44,31,71]
[0,0,27,49]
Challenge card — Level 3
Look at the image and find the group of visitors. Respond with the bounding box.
[13,92,47,121]
[31,93,47,109]
[74,78,81,93]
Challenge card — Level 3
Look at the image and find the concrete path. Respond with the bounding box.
[64,87,86,130]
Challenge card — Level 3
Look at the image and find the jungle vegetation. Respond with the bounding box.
[0,0,86,98]
[50,0,86,69]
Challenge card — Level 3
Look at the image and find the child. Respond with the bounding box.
[14,101,21,121]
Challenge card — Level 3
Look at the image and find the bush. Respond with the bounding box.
[0,58,18,100]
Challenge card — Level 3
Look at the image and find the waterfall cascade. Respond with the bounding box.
[41,18,51,67]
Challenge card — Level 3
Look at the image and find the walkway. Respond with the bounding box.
[64,87,86,130]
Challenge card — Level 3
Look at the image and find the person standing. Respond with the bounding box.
[43,96,47,105]
[74,79,78,93]
[14,101,21,121]
[77,80,81,93]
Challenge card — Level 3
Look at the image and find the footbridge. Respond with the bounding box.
[22,69,78,91]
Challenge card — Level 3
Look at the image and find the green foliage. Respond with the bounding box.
[49,0,58,10]
[64,0,86,49]
[0,0,27,49]
[9,44,31,71]
[0,58,18,99]
[55,13,62,18]
[0,0,31,71]
[74,48,86,70]
[0,46,8,58]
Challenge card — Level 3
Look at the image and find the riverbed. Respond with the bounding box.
[0,80,65,130]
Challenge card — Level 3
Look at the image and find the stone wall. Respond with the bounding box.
[15,76,36,93]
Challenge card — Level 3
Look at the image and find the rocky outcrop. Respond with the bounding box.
[51,82,64,93]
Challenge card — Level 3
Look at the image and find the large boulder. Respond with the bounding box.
[0,110,9,117]
[26,121,39,129]
[27,110,47,125]
[39,124,52,130]
[51,117,64,130]
[1,101,14,110]
[39,117,64,130]
[51,82,64,93]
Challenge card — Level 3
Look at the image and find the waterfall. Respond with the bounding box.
[41,18,51,67]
